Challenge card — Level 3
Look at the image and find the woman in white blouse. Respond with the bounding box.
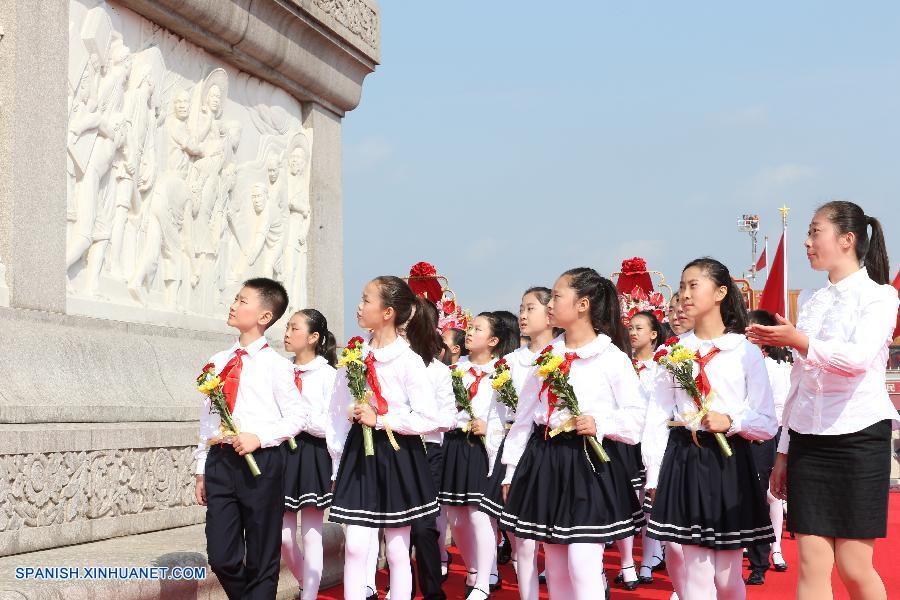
[748,201,899,600]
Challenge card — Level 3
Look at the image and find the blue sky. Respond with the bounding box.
[340,2,900,332]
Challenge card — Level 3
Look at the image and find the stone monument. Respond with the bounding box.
[0,0,378,597]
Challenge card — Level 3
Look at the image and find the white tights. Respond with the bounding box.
[344,525,411,600]
[543,542,605,600]
[767,489,785,556]
[680,546,744,600]
[666,542,686,598]
[280,509,325,600]
[513,535,539,600]
[446,505,496,593]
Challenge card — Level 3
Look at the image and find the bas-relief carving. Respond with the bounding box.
[313,0,379,53]
[66,1,313,324]
[0,447,195,532]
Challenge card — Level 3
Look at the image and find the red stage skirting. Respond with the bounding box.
[321,491,899,599]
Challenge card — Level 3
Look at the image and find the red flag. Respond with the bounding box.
[759,233,785,316]
[892,269,900,340]
[754,247,767,272]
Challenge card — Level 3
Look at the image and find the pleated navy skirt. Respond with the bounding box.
[499,424,644,545]
[603,438,645,491]
[786,419,891,539]
[283,431,333,511]
[478,434,508,520]
[438,428,489,506]
[647,427,775,549]
[329,424,439,528]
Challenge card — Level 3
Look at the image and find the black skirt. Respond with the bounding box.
[329,424,439,528]
[786,419,892,539]
[438,428,489,506]
[647,427,775,549]
[603,439,645,491]
[283,431,333,511]
[499,424,644,545]
[478,434,508,520]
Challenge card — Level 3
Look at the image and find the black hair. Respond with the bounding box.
[295,308,337,367]
[419,299,448,366]
[523,285,565,337]
[681,257,748,334]
[631,310,665,350]
[748,310,792,363]
[372,276,438,365]
[560,267,629,351]
[658,321,675,342]
[242,277,289,328]
[447,327,468,357]
[818,200,891,285]
[489,310,521,358]
[439,342,454,366]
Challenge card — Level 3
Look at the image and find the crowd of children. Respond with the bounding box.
[194,200,897,600]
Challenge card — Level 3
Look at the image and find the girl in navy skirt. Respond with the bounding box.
[500,268,647,599]
[327,276,443,600]
[748,201,898,600]
[280,309,338,600]
[482,288,556,600]
[439,311,513,599]
[645,257,777,600]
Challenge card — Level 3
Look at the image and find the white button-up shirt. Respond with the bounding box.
[643,332,777,488]
[451,356,497,428]
[194,335,306,475]
[485,346,537,476]
[423,359,458,445]
[326,335,441,475]
[501,334,647,484]
[778,267,900,453]
[294,355,337,439]
[764,356,791,427]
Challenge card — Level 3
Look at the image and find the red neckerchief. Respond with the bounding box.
[542,352,579,439]
[219,343,269,413]
[293,367,305,395]
[694,346,721,398]
[468,367,488,400]
[363,353,389,416]
[633,358,647,374]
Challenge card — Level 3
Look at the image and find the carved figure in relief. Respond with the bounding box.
[260,153,288,279]
[285,139,311,309]
[66,39,132,278]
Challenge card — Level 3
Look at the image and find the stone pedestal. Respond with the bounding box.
[0,0,377,596]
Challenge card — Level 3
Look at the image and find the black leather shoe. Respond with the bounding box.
[772,551,789,572]
[489,572,502,592]
[618,565,639,591]
[638,565,653,584]
[746,570,766,585]
[538,570,546,584]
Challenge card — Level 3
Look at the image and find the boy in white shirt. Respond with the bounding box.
[194,277,305,600]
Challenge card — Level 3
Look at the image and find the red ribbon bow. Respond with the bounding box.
[542,352,579,438]
[363,353,389,416]
[468,367,488,400]
[694,346,721,399]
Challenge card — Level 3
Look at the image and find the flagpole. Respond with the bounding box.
[764,235,769,272]
[778,205,790,319]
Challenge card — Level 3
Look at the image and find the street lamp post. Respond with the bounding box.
[737,213,761,283]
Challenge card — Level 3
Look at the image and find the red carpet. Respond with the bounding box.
[321,492,900,599]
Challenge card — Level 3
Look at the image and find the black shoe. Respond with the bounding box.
[538,570,546,584]
[745,570,766,585]
[489,572,502,592]
[650,558,666,572]
[464,570,477,597]
[772,551,789,572]
[497,531,512,565]
[638,565,653,584]
[466,588,489,600]
[618,565,639,591]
